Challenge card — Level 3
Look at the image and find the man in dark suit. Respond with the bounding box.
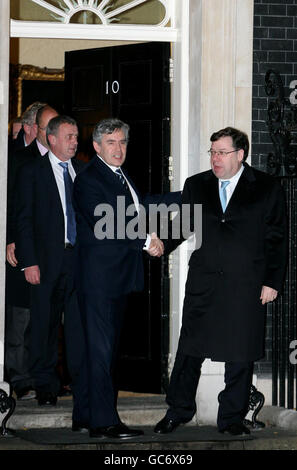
[8,116,22,155]
[72,118,180,438]
[154,126,287,436]
[15,115,84,406]
[8,102,46,157]
[5,104,58,400]
[7,105,59,260]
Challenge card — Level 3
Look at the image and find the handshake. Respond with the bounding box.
[147,232,164,258]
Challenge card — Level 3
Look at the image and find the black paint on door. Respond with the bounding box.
[65,42,171,393]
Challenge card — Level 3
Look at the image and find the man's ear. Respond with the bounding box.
[238,148,245,163]
[23,123,31,136]
[93,141,101,155]
[47,134,56,148]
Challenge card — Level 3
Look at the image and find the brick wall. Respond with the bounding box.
[252,0,297,374]
[253,0,297,171]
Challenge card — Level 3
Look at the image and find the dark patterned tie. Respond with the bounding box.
[115,167,130,192]
[59,162,76,245]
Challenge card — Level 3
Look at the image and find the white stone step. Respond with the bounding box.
[6,395,169,430]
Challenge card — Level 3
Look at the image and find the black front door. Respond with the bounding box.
[65,42,171,393]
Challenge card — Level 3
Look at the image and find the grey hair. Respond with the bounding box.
[21,102,47,126]
[93,118,130,144]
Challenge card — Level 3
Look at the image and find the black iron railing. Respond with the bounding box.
[265,70,297,409]
[270,177,297,408]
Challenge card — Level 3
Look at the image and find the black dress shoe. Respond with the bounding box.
[16,387,36,400]
[36,391,57,406]
[154,416,181,434]
[90,423,144,439]
[89,428,104,438]
[72,420,89,432]
[219,422,251,436]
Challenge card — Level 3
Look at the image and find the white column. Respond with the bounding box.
[169,0,191,370]
[171,0,254,425]
[199,0,253,172]
[197,0,254,425]
[0,0,10,395]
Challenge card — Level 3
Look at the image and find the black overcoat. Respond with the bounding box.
[6,139,43,308]
[165,163,287,362]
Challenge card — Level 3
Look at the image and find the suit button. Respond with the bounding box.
[221,218,225,223]
[219,270,224,275]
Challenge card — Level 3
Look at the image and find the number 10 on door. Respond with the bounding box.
[106,81,120,94]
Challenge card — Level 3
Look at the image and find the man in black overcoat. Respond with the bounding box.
[154,126,287,436]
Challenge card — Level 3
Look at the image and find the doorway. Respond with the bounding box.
[65,42,171,393]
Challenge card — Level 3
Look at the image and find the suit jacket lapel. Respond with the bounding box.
[94,156,136,197]
[39,154,64,213]
[93,157,138,214]
[121,167,141,201]
[204,171,222,214]
[225,163,256,214]
[71,157,85,175]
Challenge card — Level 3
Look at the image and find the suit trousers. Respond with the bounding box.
[5,263,32,392]
[4,304,32,392]
[165,351,253,430]
[72,292,127,428]
[29,247,83,395]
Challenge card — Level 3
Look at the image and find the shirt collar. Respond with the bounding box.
[49,150,71,167]
[98,155,121,173]
[36,139,48,156]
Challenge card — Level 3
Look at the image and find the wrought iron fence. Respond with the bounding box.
[265,70,297,409]
[270,177,297,408]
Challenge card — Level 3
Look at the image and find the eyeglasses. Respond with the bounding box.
[208,149,239,157]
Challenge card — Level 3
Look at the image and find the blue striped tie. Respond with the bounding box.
[59,162,76,245]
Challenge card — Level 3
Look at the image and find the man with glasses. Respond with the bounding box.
[154,126,287,436]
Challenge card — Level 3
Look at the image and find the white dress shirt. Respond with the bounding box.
[49,151,76,243]
[219,164,244,209]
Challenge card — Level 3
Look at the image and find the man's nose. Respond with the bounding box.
[114,143,122,154]
[212,151,221,161]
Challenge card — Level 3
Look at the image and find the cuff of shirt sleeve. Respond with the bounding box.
[143,234,151,250]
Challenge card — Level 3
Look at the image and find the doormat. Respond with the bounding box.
[16,426,254,446]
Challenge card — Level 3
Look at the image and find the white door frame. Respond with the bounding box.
[1,0,190,390]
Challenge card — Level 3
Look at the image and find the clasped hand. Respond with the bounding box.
[148,232,164,257]
[260,285,278,305]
